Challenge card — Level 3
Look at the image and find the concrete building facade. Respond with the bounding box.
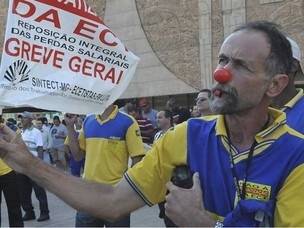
[0,0,303,109]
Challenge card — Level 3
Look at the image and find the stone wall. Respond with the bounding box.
[136,0,201,89]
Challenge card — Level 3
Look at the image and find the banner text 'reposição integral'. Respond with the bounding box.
[0,0,140,114]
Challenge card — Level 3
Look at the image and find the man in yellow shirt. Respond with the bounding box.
[65,104,145,227]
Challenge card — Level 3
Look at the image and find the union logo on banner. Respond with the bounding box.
[0,0,140,114]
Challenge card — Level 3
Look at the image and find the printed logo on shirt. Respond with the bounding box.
[107,138,119,152]
[51,128,58,136]
[234,181,271,205]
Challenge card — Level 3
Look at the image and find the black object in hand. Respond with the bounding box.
[171,165,193,189]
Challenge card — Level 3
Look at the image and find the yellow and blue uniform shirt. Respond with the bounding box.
[78,105,145,184]
[125,108,304,226]
[281,88,304,133]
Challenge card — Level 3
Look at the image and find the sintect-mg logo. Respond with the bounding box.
[4,60,30,86]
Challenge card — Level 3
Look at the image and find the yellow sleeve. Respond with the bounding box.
[274,163,304,226]
[16,128,21,135]
[0,159,12,175]
[126,122,188,205]
[126,120,145,158]
[64,136,69,145]
[78,129,86,152]
[65,129,82,146]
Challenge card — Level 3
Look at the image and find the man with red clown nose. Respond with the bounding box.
[0,20,303,227]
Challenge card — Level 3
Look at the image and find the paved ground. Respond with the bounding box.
[1,190,165,227]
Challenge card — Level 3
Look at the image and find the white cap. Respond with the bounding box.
[287,37,304,80]
[288,37,301,61]
[20,111,34,119]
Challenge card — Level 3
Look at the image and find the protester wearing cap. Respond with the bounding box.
[18,111,50,222]
[20,111,34,119]
[270,37,304,133]
[139,98,158,130]
[288,37,304,82]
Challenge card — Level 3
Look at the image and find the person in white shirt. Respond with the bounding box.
[36,118,52,164]
[153,110,175,226]
[153,110,173,143]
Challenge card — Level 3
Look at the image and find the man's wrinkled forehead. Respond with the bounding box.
[219,30,271,59]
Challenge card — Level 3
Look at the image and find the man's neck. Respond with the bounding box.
[161,125,172,133]
[224,111,272,151]
[23,124,32,131]
[99,105,115,121]
[201,109,213,116]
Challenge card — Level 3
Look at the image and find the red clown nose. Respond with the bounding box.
[213,68,231,84]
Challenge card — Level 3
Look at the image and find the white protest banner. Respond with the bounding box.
[0,0,140,114]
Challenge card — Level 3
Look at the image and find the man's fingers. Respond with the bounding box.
[0,124,26,151]
[0,135,12,157]
[166,180,176,191]
[0,124,16,139]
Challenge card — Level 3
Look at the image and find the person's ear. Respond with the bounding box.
[266,74,289,98]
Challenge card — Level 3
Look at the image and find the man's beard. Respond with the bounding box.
[209,86,238,115]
